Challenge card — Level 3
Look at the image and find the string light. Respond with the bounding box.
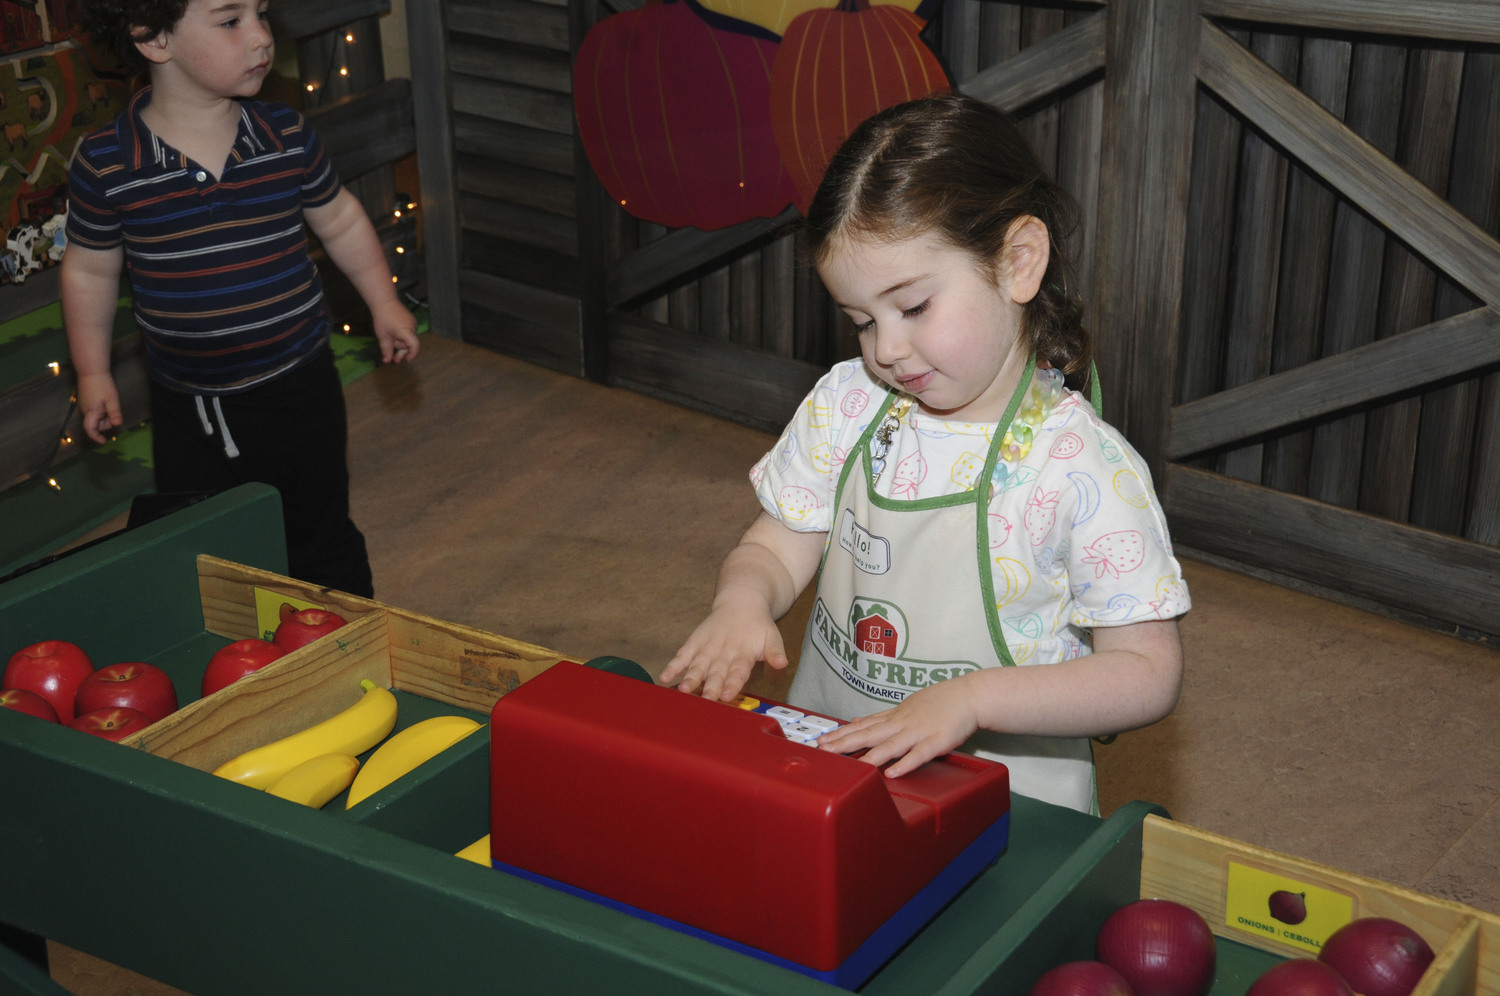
[47,361,60,375]
[47,478,60,491]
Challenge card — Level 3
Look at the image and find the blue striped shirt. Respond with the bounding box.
[66,87,342,394]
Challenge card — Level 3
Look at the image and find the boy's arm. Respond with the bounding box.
[304,189,420,363]
[60,243,126,444]
[661,511,828,702]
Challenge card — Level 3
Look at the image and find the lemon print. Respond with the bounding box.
[951,451,984,489]
[806,398,832,429]
[993,557,1032,608]
[1156,575,1188,608]
[1114,468,1150,508]
[810,442,833,474]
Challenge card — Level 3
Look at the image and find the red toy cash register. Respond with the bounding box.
[488,661,1010,989]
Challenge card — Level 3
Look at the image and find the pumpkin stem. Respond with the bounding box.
[836,0,871,12]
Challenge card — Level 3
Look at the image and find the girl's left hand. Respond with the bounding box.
[817,679,981,778]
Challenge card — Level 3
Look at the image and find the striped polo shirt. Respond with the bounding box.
[66,87,342,394]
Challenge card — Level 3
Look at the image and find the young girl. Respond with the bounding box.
[660,92,1189,814]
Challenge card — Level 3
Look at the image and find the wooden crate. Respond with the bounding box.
[121,554,571,774]
[969,810,1500,996]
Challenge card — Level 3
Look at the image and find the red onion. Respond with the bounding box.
[1247,959,1353,996]
[1269,890,1308,925]
[1096,899,1217,996]
[1030,961,1136,996]
[1318,918,1434,996]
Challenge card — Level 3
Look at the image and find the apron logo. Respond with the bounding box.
[838,509,891,575]
[807,598,978,703]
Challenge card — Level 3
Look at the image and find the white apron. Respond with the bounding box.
[789,359,1097,813]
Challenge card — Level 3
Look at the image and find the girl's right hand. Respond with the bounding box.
[75,372,122,444]
[660,593,789,703]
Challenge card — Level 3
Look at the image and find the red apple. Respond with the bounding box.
[70,707,152,741]
[273,609,348,652]
[74,661,178,724]
[202,639,287,696]
[3,640,94,723]
[0,688,60,722]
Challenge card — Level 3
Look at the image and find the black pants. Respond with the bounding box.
[148,348,374,597]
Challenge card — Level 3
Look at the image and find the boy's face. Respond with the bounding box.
[139,0,274,100]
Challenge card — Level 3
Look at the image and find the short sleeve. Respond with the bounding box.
[283,109,341,208]
[751,360,879,533]
[64,134,122,251]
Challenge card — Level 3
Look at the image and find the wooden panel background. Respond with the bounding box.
[412,0,1500,642]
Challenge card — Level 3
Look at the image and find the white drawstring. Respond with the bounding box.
[192,395,241,459]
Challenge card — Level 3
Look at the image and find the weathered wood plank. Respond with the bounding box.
[1219,31,1298,484]
[1359,47,1465,521]
[1304,39,1405,509]
[305,78,415,180]
[408,0,462,339]
[451,74,574,135]
[959,10,1106,112]
[760,234,796,357]
[606,314,825,435]
[454,115,575,175]
[448,0,571,51]
[457,154,576,217]
[1094,0,1199,469]
[449,37,572,93]
[606,208,800,310]
[1262,35,1351,496]
[274,1,390,41]
[1164,464,1500,637]
[460,192,579,255]
[1199,0,1500,45]
[1168,307,1500,460]
[1198,21,1500,308]
[459,270,582,376]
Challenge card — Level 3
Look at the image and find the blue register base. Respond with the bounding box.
[495,811,1011,991]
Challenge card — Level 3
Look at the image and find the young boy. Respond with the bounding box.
[62,0,419,598]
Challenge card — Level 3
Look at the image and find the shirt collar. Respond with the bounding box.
[117,86,286,174]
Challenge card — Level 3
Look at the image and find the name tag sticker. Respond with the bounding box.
[839,509,891,575]
[1223,861,1355,954]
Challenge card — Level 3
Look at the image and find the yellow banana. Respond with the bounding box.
[213,679,398,789]
[455,834,491,865]
[265,752,360,808]
[345,715,482,808]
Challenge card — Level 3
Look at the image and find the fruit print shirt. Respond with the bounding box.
[753,359,1190,802]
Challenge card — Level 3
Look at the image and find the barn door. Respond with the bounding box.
[1094,1,1500,637]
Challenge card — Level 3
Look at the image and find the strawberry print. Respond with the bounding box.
[1081,530,1146,579]
[1024,487,1060,546]
[891,451,927,498]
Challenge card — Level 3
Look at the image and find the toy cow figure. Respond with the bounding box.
[5,224,43,282]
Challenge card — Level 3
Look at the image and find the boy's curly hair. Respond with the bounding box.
[83,0,192,74]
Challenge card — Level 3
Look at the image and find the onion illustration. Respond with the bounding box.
[1269,890,1308,925]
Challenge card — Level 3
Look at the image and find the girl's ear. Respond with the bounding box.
[132,26,173,65]
[1002,215,1050,305]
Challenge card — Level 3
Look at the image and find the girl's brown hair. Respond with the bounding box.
[802,91,1092,388]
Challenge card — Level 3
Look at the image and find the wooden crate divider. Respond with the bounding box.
[121,554,576,773]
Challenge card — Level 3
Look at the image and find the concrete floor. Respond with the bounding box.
[47,332,1500,993]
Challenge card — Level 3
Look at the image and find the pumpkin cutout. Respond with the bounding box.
[572,0,796,230]
[768,0,949,213]
[694,0,941,44]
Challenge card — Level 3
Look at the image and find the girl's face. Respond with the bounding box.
[818,228,1043,423]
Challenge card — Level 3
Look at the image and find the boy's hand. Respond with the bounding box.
[371,298,419,363]
[816,678,981,778]
[660,592,789,703]
[75,371,123,444]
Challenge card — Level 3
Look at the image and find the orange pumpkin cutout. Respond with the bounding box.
[768,0,950,213]
[572,0,796,230]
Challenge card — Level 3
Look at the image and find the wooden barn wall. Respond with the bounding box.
[421,0,1500,640]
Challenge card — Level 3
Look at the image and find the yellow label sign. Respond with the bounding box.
[253,588,324,642]
[1224,862,1355,954]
